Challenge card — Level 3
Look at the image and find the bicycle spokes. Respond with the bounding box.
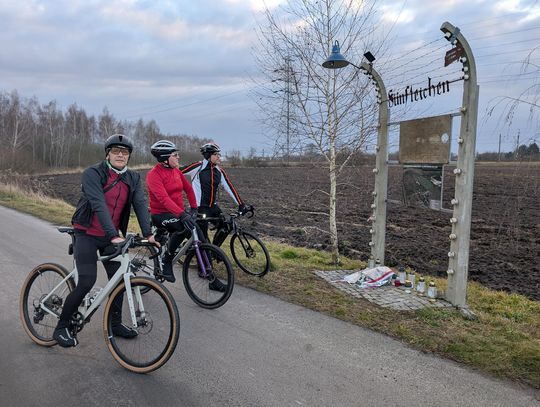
[238,235,255,257]
[182,243,234,309]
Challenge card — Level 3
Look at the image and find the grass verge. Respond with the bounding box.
[1,181,539,388]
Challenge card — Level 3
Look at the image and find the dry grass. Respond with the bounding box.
[1,182,539,388]
[0,182,75,225]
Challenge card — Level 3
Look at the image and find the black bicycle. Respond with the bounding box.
[201,206,271,277]
[130,224,234,309]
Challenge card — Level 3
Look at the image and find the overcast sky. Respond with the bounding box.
[1,0,538,155]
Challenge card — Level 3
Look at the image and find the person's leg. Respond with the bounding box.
[54,232,98,347]
[196,206,211,243]
[204,206,228,292]
[211,206,228,247]
[152,213,189,283]
[102,255,137,338]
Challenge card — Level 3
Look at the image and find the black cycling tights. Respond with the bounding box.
[197,205,228,247]
[57,231,123,329]
[152,213,192,255]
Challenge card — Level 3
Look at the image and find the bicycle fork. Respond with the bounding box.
[123,273,143,329]
[237,233,255,257]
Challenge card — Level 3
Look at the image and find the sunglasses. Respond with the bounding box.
[110,147,130,156]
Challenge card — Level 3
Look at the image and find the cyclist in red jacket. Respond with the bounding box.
[146,140,198,283]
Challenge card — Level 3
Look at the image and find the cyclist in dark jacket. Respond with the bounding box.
[53,134,158,348]
[181,142,251,249]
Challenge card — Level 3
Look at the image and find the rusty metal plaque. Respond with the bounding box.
[399,114,452,164]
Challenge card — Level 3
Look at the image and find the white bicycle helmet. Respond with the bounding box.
[200,142,221,159]
[151,140,178,162]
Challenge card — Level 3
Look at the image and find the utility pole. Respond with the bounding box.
[274,58,293,166]
[515,129,520,160]
[285,57,291,166]
[498,133,501,161]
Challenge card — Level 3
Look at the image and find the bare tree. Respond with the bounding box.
[254,0,383,263]
[486,46,540,142]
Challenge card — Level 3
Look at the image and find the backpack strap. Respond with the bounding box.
[103,174,124,193]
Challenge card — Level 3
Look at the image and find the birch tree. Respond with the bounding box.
[255,0,383,264]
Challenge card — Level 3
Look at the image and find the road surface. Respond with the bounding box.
[0,205,538,406]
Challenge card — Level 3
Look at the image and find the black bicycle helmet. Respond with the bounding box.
[200,142,221,160]
[104,134,133,153]
[151,140,178,163]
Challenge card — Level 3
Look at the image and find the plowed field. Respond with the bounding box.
[32,162,540,300]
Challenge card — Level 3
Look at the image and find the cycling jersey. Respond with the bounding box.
[71,160,152,240]
[181,159,243,207]
[147,163,197,216]
[73,169,129,237]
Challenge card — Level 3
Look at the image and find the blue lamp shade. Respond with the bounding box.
[322,41,350,69]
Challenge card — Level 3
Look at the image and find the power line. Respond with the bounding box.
[122,87,250,119]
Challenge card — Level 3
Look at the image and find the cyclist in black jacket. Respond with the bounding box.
[181,142,251,247]
[53,134,159,348]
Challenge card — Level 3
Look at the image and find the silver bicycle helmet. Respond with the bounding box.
[200,142,220,159]
[151,140,178,162]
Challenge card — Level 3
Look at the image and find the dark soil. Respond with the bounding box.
[32,162,540,301]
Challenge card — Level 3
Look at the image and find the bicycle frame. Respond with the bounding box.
[39,246,141,329]
[158,226,212,278]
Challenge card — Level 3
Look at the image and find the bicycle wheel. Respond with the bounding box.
[182,243,234,309]
[20,263,75,346]
[130,245,160,278]
[230,231,270,277]
[104,277,180,374]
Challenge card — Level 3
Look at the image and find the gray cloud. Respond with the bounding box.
[0,0,538,153]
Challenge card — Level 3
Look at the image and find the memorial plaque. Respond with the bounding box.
[402,165,443,210]
[399,114,452,164]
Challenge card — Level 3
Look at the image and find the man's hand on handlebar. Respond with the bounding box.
[179,211,197,230]
[238,204,254,216]
[147,234,161,248]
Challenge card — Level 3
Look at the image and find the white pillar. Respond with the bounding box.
[440,22,479,307]
[360,62,389,265]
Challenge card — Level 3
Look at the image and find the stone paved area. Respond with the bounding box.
[315,270,453,311]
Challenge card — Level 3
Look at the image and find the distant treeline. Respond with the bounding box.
[476,143,540,162]
[0,90,212,173]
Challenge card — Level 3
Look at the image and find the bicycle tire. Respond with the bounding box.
[182,243,234,309]
[230,231,270,277]
[103,276,180,374]
[20,263,75,346]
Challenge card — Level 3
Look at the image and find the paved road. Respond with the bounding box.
[0,205,538,407]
